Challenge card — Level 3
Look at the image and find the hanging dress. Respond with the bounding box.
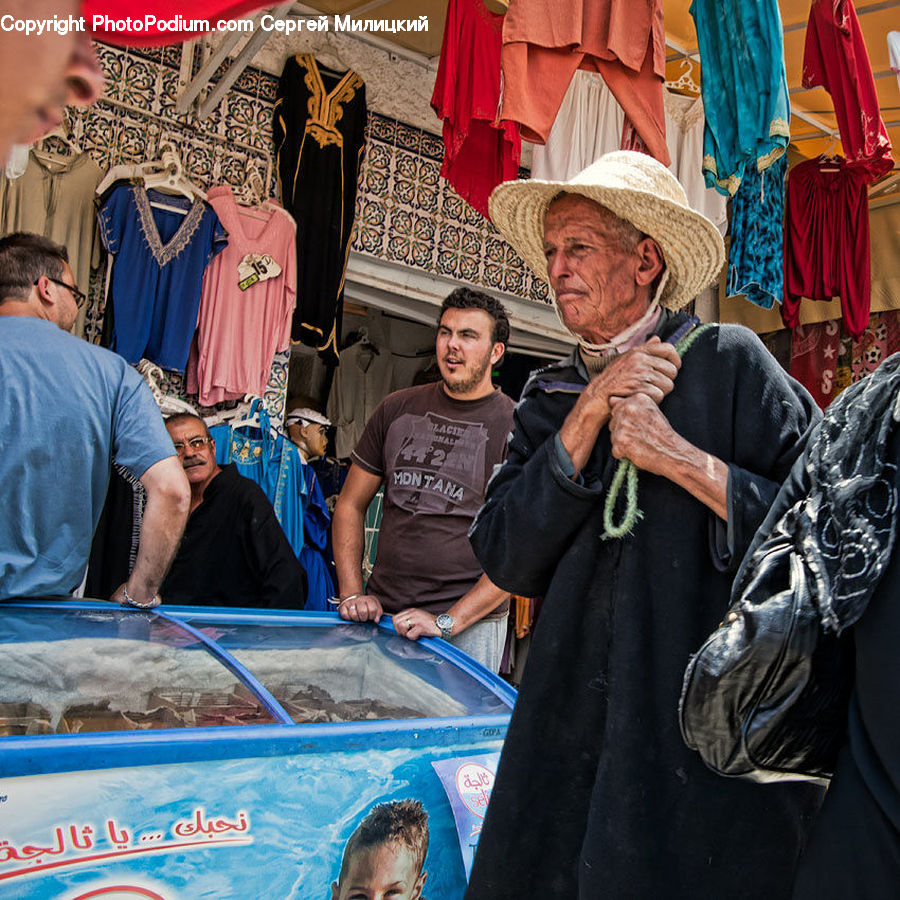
[186,186,297,406]
[210,401,305,558]
[431,0,521,217]
[782,157,872,338]
[804,0,893,181]
[499,0,669,166]
[690,0,790,196]
[0,150,102,338]
[273,54,367,364]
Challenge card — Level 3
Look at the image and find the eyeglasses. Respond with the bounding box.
[172,436,212,454]
[37,276,87,308]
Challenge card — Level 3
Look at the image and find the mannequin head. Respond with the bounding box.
[285,407,331,461]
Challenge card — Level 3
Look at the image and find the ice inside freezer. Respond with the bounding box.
[0,609,510,736]
[179,617,510,723]
[0,607,279,734]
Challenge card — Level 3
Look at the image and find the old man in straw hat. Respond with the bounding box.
[465,151,824,900]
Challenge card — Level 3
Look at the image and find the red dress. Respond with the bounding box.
[499,0,669,166]
[431,0,521,219]
[782,157,871,339]
[803,0,894,181]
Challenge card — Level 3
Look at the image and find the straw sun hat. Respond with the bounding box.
[488,150,726,311]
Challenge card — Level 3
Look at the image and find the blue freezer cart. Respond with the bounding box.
[0,601,515,898]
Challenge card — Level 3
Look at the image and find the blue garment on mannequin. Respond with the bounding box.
[209,405,304,557]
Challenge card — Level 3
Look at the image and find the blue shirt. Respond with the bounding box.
[690,0,790,195]
[0,318,175,598]
[98,185,227,372]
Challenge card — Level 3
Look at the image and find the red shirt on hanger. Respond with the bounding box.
[431,0,521,218]
[803,0,894,181]
[782,156,871,340]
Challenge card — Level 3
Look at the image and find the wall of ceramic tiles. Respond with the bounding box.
[66,40,548,422]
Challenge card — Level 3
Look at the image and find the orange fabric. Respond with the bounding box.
[500,0,669,165]
[513,594,533,638]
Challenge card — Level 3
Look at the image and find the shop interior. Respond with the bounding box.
[5,0,898,680]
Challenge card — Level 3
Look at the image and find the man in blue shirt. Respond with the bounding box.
[0,232,189,606]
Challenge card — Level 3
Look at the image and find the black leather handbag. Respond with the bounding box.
[679,530,853,785]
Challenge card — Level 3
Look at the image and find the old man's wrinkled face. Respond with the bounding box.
[542,194,654,345]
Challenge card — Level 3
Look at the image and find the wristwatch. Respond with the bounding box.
[435,613,455,641]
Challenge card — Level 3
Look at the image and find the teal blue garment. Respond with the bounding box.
[0,318,174,598]
[690,0,791,196]
[209,404,304,558]
[727,151,787,309]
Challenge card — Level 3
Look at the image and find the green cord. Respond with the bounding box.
[601,323,714,540]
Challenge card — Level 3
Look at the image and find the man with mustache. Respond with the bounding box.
[160,413,306,609]
[332,288,514,671]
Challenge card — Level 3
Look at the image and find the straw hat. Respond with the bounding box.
[488,150,725,311]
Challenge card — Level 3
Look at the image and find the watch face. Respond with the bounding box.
[435,614,453,637]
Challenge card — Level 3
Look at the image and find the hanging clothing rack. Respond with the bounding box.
[664,35,840,140]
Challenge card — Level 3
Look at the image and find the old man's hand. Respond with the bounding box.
[560,337,681,478]
[604,337,681,405]
[582,337,681,423]
[608,392,684,475]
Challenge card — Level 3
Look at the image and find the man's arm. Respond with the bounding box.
[332,463,384,622]
[111,456,190,607]
[246,494,307,609]
[392,573,509,641]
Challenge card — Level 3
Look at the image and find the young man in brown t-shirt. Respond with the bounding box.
[332,288,515,671]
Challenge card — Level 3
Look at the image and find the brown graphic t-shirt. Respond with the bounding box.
[352,381,515,615]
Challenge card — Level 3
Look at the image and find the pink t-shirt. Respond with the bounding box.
[186,185,297,406]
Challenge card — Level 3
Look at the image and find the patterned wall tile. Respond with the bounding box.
[73,42,549,422]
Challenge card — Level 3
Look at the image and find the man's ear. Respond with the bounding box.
[634,236,664,288]
[412,870,427,899]
[490,342,505,367]
[330,880,340,900]
[33,274,54,306]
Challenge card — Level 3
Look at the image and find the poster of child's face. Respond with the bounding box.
[330,800,429,900]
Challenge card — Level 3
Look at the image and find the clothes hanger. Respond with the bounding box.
[818,135,842,172]
[95,161,145,197]
[315,32,348,74]
[95,141,207,208]
[32,111,83,167]
[142,141,206,213]
[230,395,280,440]
[664,58,701,98]
[234,161,277,220]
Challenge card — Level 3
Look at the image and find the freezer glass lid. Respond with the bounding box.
[0,607,279,735]
[179,618,510,723]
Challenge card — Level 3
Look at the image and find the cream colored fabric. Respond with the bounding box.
[0,150,102,337]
